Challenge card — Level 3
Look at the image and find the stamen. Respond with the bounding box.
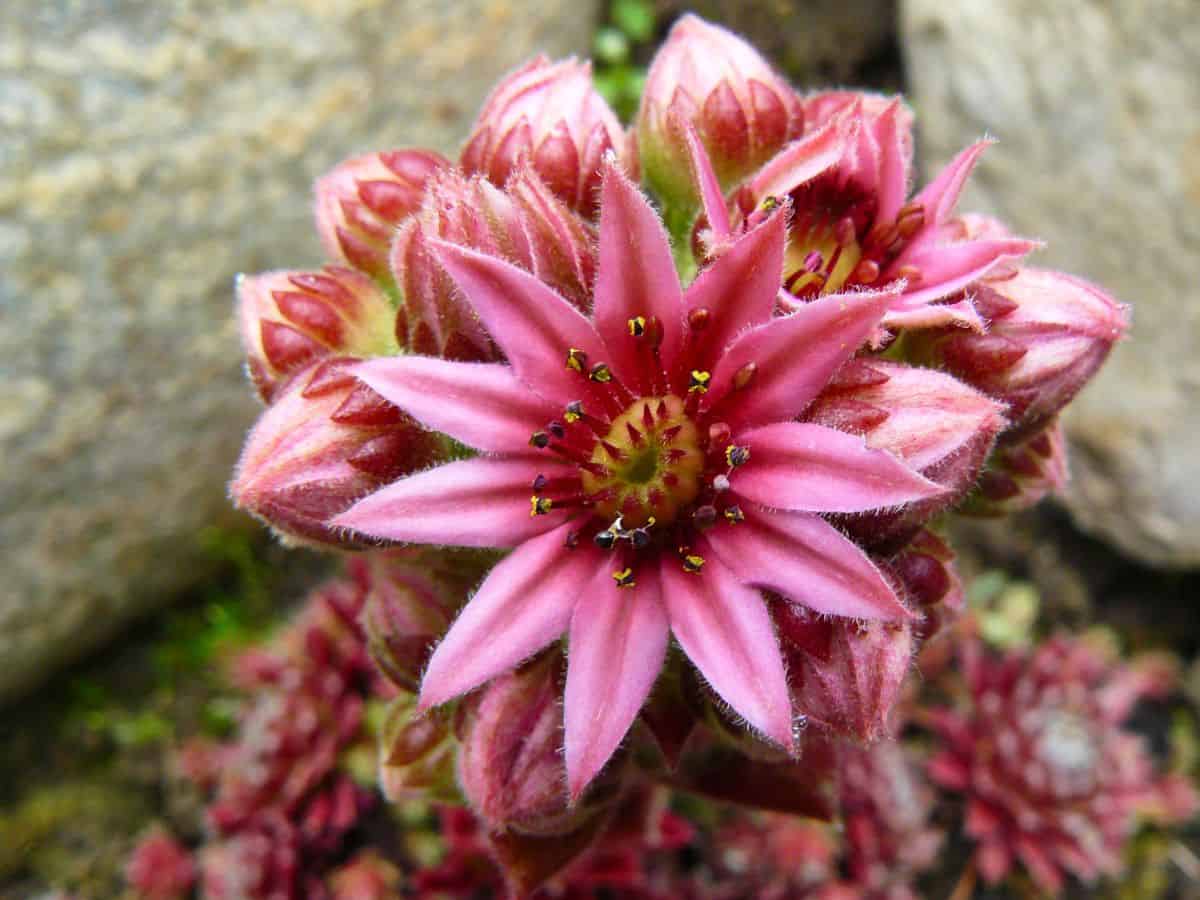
[803,250,824,273]
[687,308,711,331]
[688,370,711,393]
[589,362,613,383]
[627,316,646,337]
[894,264,923,284]
[760,195,780,213]
[529,431,550,448]
[682,554,706,574]
[547,420,565,439]
[532,474,547,491]
[594,529,617,550]
[723,505,745,524]
[612,568,636,589]
[564,530,580,549]
[693,505,717,529]
[725,445,751,468]
[643,316,665,350]
[630,526,652,549]
[851,260,880,284]
[563,401,584,424]
[530,496,553,516]
[565,347,588,373]
[834,216,857,247]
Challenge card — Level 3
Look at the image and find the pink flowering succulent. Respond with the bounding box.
[333,160,956,799]
[925,634,1195,895]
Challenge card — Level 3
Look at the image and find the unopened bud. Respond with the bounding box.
[807,360,1007,550]
[378,698,457,803]
[638,14,803,218]
[314,150,448,283]
[774,601,913,742]
[882,529,965,642]
[230,361,442,548]
[460,56,623,217]
[908,268,1129,441]
[962,419,1069,517]
[237,266,399,402]
[456,651,578,833]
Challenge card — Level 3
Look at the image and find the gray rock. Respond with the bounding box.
[901,0,1200,568]
[0,0,598,703]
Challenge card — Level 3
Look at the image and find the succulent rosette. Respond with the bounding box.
[925,634,1195,894]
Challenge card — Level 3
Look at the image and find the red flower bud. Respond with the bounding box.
[391,167,596,357]
[314,150,448,282]
[358,551,470,693]
[377,698,457,803]
[774,600,913,742]
[882,529,965,642]
[908,268,1129,441]
[230,360,442,548]
[807,359,1007,549]
[638,14,803,215]
[460,56,623,217]
[456,651,577,833]
[963,418,1069,517]
[237,266,399,402]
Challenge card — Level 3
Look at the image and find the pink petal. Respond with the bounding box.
[420,523,600,708]
[429,240,609,407]
[734,421,945,513]
[351,357,558,452]
[680,119,731,241]
[880,297,984,332]
[707,506,911,620]
[910,139,992,225]
[593,161,684,392]
[748,118,843,201]
[564,566,669,800]
[704,288,894,428]
[874,100,911,224]
[680,206,788,379]
[331,457,572,547]
[891,237,1038,307]
[660,552,793,750]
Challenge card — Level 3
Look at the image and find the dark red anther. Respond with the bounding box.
[851,259,881,285]
[687,307,711,331]
[708,422,732,447]
[834,216,857,247]
[732,362,757,391]
[693,504,717,529]
[643,316,665,350]
[548,420,566,439]
[532,473,548,491]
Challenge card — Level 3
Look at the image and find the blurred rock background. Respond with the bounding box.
[0,0,598,704]
[0,0,1197,894]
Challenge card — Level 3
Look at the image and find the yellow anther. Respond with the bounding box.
[688,370,711,394]
[530,495,554,517]
[612,567,636,588]
[564,401,584,423]
[761,195,780,212]
[566,347,588,372]
[589,363,613,383]
[627,316,647,337]
[682,554,706,574]
[723,505,745,524]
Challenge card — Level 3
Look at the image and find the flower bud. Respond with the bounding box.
[456,651,576,833]
[806,359,1007,550]
[230,360,442,548]
[392,167,596,357]
[638,14,803,219]
[460,56,623,217]
[237,266,400,402]
[882,529,965,642]
[774,600,913,741]
[962,419,1069,517]
[377,697,458,803]
[907,268,1129,440]
[358,551,467,693]
[314,150,448,283]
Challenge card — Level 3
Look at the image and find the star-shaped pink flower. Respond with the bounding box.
[334,161,943,799]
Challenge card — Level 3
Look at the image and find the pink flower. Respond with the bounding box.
[460,56,623,216]
[334,161,942,799]
[637,14,803,214]
[686,95,1036,332]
